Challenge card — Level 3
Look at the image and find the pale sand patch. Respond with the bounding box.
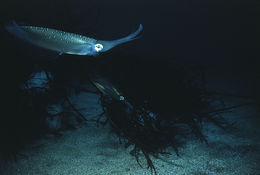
[1,109,259,175]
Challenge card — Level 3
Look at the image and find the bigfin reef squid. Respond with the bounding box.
[5,21,143,56]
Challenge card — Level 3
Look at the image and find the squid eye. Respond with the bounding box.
[94,43,103,52]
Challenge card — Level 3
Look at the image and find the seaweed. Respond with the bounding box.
[2,48,257,174]
[89,57,238,174]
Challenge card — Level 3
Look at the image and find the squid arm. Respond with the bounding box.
[5,21,143,56]
[98,24,143,52]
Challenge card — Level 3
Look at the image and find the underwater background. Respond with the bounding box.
[1,0,260,174]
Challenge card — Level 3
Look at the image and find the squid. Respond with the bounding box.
[5,21,143,56]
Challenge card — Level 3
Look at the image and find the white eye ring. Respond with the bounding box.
[94,43,103,52]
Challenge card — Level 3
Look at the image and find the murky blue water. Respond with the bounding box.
[1,0,260,174]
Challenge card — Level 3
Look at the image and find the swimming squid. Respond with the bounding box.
[5,21,143,56]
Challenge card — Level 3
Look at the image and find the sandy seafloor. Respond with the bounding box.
[1,93,259,175]
[1,70,260,175]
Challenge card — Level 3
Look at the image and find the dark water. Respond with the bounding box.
[1,0,260,174]
[2,0,259,86]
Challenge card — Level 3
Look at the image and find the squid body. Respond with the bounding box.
[5,21,143,56]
